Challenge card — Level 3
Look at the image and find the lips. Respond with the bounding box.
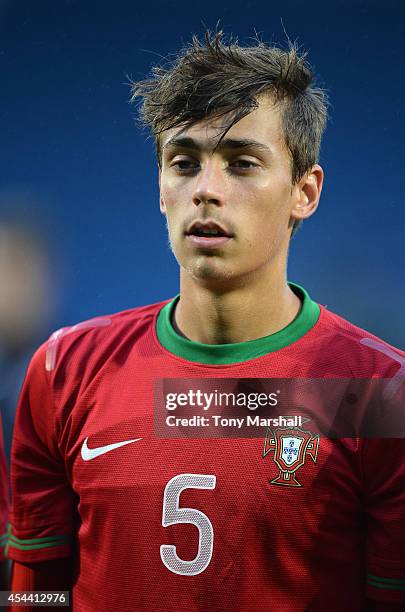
[186,220,233,238]
[185,220,233,250]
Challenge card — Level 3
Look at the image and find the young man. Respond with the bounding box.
[9,32,405,611]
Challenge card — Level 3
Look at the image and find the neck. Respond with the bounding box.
[174,266,301,345]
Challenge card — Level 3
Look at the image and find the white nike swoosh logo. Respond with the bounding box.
[81,436,143,461]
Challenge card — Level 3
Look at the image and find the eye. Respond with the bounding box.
[170,158,199,173]
[230,159,259,170]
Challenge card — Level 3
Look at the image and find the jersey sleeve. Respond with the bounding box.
[0,416,8,561]
[8,341,77,563]
[362,437,405,603]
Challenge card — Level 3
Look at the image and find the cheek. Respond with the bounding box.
[160,185,177,221]
[159,193,184,243]
[160,182,170,211]
[239,191,291,251]
[160,179,189,215]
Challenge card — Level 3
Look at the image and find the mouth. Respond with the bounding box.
[185,220,234,249]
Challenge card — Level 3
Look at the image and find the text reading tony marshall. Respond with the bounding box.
[153,378,404,439]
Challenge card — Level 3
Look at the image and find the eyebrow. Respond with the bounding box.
[162,136,272,156]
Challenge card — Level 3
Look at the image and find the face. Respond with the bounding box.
[159,96,322,288]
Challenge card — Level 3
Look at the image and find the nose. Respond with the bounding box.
[192,160,226,207]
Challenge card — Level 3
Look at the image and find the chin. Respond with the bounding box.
[184,259,250,291]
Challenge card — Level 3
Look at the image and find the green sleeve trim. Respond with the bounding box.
[156,282,320,364]
[9,534,69,545]
[367,574,405,587]
[8,532,70,551]
[368,580,405,591]
[8,540,70,551]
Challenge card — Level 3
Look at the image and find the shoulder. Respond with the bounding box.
[30,299,170,379]
[316,305,405,377]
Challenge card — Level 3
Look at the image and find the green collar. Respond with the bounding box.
[156,282,320,365]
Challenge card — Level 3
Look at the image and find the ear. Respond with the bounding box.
[290,164,324,222]
[158,167,166,215]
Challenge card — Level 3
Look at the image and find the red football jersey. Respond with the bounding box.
[0,415,8,561]
[9,284,405,610]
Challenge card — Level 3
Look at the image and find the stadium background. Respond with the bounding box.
[1,0,404,349]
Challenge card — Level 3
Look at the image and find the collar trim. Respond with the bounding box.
[155,283,320,365]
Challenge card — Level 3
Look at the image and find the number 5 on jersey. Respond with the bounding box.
[160,473,216,576]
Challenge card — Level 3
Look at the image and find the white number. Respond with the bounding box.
[160,473,216,575]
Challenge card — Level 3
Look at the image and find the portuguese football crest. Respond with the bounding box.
[262,427,319,487]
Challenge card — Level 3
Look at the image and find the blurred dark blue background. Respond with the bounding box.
[1,0,404,348]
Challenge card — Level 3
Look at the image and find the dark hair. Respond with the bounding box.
[130,30,328,235]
